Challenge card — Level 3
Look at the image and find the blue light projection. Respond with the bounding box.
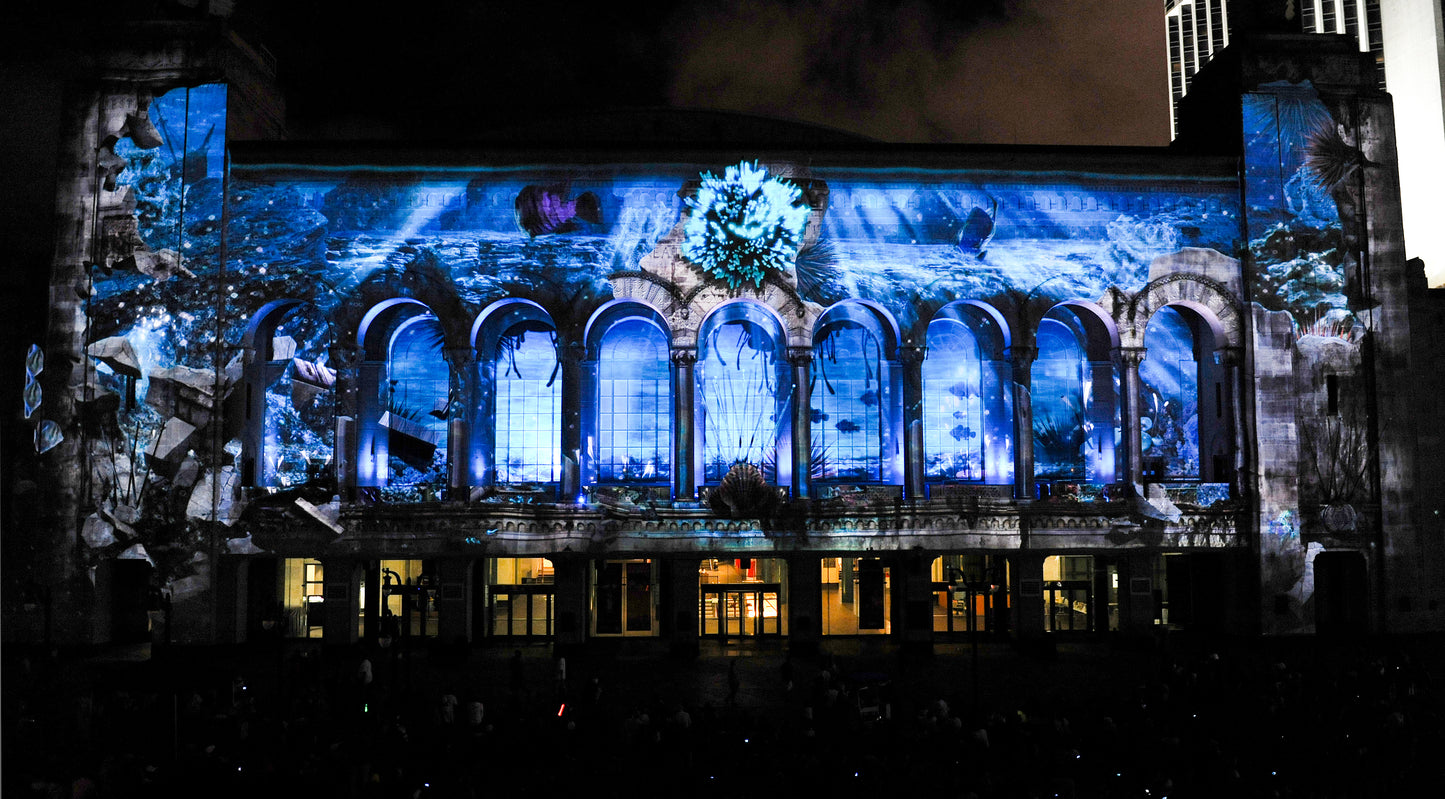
[494,322,561,483]
[683,161,812,290]
[1242,82,1353,328]
[700,318,787,482]
[922,320,986,481]
[83,83,1281,586]
[1140,307,1199,479]
[385,315,449,483]
[1032,317,1087,480]
[263,304,334,487]
[596,319,671,483]
[813,323,883,481]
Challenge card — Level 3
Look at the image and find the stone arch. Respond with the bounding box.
[1124,271,1243,352]
[332,252,473,353]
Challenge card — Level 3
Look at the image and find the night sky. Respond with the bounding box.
[241,0,1169,146]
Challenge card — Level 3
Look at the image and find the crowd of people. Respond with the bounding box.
[4,635,1441,798]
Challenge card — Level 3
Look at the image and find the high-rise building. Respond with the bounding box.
[1166,1,1386,138]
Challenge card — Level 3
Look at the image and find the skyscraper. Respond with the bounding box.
[1166,1,1386,138]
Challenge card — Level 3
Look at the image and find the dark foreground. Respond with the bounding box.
[5,632,1443,798]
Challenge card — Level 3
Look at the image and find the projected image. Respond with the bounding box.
[813,321,884,481]
[262,304,334,487]
[595,318,671,484]
[1243,83,1355,328]
[1140,307,1199,480]
[1032,317,1087,481]
[493,321,561,484]
[699,315,788,483]
[384,314,449,485]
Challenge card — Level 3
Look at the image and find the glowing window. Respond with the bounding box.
[812,323,882,481]
[1141,307,1199,479]
[923,319,984,481]
[386,315,448,484]
[596,318,671,483]
[700,319,784,482]
[494,321,561,483]
[1032,317,1086,480]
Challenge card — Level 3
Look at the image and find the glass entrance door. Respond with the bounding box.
[1045,580,1092,632]
[700,585,781,640]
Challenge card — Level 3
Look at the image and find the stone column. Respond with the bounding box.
[1009,552,1046,640]
[356,356,387,488]
[898,345,927,499]
[786,553,822,654]
[552,555,590,656]
[1119,347,1147,486]
[671,347,697,500]
[1085,359,1119,483]
[579,357,598,490]
[661,557,701,657]
[363,561,381,643]
[892,553,934,655]
[240,345,265,486]
[1219,347,1246,492]
[1009,344,1038,500]
[559,342,585,500]
[330,345,362,497]
[443,347,477,499]
[475,345,496,486]
[788,347,813,498]
[321,558,364,646]
[435,558,474,645]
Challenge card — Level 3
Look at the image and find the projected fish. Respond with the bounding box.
[956,197,998,257]
[514,184,602,237]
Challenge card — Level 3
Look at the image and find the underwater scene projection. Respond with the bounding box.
[86,81,1247,586]
[1242,82,1357,330]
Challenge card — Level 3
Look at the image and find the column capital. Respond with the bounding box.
[558,341,587,365]
[670,347,698,367]
[786,346,813,368]
[1215,346,1243,367]
[897,345,927,366]
[442,345,477,367]
[1118,346,1147,368]
[1006,344,1037,368]
[328,344,361,367]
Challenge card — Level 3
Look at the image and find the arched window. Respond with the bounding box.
[385,314,448,485]
[243,300,334,489]
[698,305,789,483]
[924,303,1010,484]
[1141,306,1200,479]
[1032,315,1087,480]
[595,317,671,483]
[493,319,561,483]
[813,315,886,482]
[923,320,984,481]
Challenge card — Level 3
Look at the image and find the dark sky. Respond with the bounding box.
[245,0,1169,146]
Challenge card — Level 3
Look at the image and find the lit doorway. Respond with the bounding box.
[931,555,1009,634]
[487,557,555,638]
[698,558,786,640]
[1043,555,1093,633]
[282,558,325,638]
[379,559,437,640]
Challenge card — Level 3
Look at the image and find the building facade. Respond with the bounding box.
[7,25,1442,652]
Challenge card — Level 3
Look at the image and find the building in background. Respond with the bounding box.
[4,16,1442,655]
[1167,0,1442,286]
